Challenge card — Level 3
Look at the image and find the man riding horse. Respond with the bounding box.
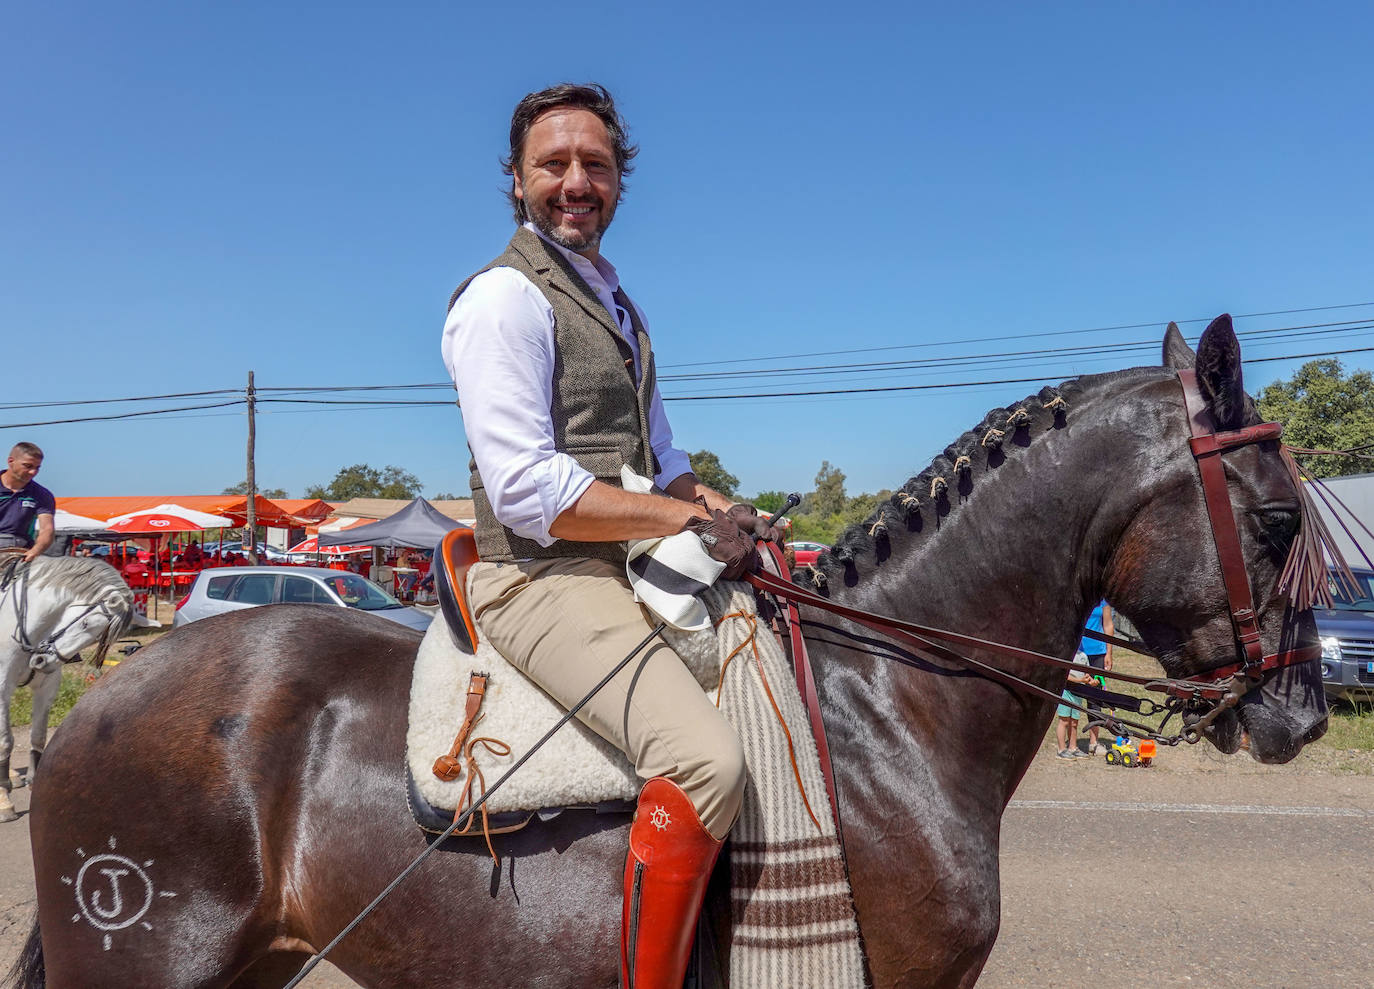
[0,442,55,563]
[442,83,777,988]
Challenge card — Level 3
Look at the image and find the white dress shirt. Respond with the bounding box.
[442,224,693,547]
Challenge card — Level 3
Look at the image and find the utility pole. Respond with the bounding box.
[246,370,257,564]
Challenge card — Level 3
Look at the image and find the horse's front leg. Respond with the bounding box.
[0,652,20,822]
[846,802,1003,988]
[26,666,62,785]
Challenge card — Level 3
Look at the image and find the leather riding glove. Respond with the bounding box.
[683,510,760,581]
[725,503,782,543]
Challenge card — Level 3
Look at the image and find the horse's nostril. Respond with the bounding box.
[1303,717,1328,744]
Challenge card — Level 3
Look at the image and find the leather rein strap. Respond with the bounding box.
[759,541,841,830]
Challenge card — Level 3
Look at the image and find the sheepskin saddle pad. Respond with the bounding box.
[405,582,758,825]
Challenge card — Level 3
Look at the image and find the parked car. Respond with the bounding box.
[172,566,433,632]
[208,541,291,562]
[1317,566,1374,702]
[788,541,829,567]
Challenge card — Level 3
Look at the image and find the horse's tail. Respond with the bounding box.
[4,912,44,988]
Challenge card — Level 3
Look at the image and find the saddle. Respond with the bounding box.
[412,528,866,985]
[416,529,830,829]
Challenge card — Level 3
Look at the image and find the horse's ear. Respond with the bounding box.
[1162,321,1196,369]
[1195,313,1246,429]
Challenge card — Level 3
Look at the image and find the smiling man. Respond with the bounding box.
[0,442,55,563]
[442,84,775,988]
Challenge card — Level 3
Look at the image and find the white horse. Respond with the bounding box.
[0,555,143,822]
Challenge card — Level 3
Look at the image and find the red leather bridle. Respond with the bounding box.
[1175,368,1322,683]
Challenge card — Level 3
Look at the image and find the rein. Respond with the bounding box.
[748,567,1202,746]
[748,368,1323,749]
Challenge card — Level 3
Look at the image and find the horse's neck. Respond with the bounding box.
[815,379,1147,801]
[3,563,74,635]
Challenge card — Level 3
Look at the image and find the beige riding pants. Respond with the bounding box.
[467,557,745,839]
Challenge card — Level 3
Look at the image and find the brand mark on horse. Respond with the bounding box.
[60,837,176,949]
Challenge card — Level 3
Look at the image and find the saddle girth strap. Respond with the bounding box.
[432,672,490,782]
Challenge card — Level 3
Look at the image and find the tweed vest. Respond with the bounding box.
[448,227,659,563]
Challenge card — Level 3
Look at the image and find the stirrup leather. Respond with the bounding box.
[621,778,723,989]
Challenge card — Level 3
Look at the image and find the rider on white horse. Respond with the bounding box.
[0,442,55,563]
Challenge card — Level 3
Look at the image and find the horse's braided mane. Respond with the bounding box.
[27,556,134,604]
[805,375,1109,585]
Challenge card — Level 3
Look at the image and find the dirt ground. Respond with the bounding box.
[0,720,1368,989]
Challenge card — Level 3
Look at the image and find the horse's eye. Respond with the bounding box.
[1257,509,1300,556]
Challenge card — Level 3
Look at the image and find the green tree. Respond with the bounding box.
[222,481,288,499]
[1257,359,1374,477]
[304,464,424,500]
[432,491,467,501]
[688,450,739,498]
[752,491,789,515]
[811,461,847,517]
[789,513,843,544]
[842,490,892,527]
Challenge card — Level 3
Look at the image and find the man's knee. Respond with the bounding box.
[694,725,746,837]
[710,727,747,805]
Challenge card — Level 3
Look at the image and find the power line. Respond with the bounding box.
[0,400,246,430]
[256,383,451,393]
[659,320,1374,383]
[0,388,244,411]
[220,314,1374,395]
[4,308,1367,417]
[1245,345,1374,364]
[656,301,1374,370]
[258,398,456,406]
[4,334,1370,427]
[661,345,1374,402]
[8,340,1369,424]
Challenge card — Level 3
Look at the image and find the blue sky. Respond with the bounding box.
[4,1,1371,502]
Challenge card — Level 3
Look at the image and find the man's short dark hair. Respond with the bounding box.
[501,83,639,223]
[10,442,43,461]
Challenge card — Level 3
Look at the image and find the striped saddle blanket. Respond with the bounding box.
[405,581,865,987]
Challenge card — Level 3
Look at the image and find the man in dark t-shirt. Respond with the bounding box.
[0,442,56,562]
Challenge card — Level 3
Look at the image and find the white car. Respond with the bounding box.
[172,566,432,632]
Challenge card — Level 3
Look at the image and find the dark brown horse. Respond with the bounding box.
[11,319,1326,989]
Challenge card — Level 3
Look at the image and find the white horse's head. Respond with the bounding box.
[9,558,136,672]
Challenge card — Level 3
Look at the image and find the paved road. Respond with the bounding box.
[2,734,1370,988]
[981,760,1374,988]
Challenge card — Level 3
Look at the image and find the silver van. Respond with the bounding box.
[172,566,432,632]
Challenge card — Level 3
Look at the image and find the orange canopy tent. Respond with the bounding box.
[272,499,335,523]
[208,495,298,528]
[58,495,323,527]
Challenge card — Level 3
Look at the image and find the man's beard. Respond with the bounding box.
[526,195,615,254]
